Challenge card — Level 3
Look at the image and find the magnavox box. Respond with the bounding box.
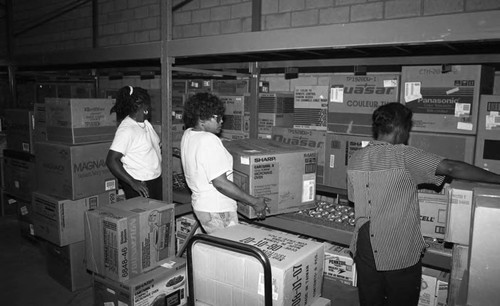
[475,95,500,173]
[294,85,329,130]
[271,127,326,184]
[4,109,35,154]
[223,139,317,219]
[324,133,371,190]
[192,224,325,306]
[409,131,475,164]
[35,141,117,200]
[45,98,117,144]
[324,243,357,286]
[32,190,116,246]
[220,94,251,133]
[2,149,36,202]
[401,65,495,134]
[329,74,400,136]
[84,198,175,282]
[94,257,187,306]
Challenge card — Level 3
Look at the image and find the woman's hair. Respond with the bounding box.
[183,92,225,128]
[110,86,151,121]
[372,102,413,139]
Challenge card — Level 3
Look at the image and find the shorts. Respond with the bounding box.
[193,210,239,234]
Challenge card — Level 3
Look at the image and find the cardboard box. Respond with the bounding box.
[328,74,400,136]
[409,131,476,164]
[224,139,317,219]
[33,190,116,246]
[187,79,213,93]
[220,130,249,140]
[467,187,500,305]
[436,271,449,306]
[475,94,500,173]
[258,92,295,134]
[419,267,440,306]
[33,103,48,143]
[84,198,176,282]
[449,244,469,306]
[192,224,325,306]
[94,257,188,306]
[271,127,326,185]
[2,150,36,202]
[45,98,117,144]
[323,243,356,286]
[293,86,329,130]
[401,65,495,134]
[35,141,117,200]
[324,133,371,190]
[418,186,449,240]
[45,240,92,292]
[4,109,35,153]
[213,79,249,95]
[311,297,331,306]
[220,95,251,133]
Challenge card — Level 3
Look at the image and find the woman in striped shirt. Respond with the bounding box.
[347,102,500,306]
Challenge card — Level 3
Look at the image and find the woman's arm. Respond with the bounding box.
[436,159,500,184]
[212,173,269,219]
[106,150,150,197]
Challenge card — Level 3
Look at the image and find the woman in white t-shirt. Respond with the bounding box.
[106,86,162,200]
[181,92,269,234]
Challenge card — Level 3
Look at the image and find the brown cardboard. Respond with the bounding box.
[418,186,449,240]
[84,198,176,282]
[323,242,357,286]
[45,98,117,144]
[323,133,371,190]
[4,109,35,154]
[475,94,500,173]
[401,65,495,134]
[294,85,329,130]
[35,141,117,200]
[94,257,187,306]
[33,103,48,144]
[33,190,116,246]
[220,94,251,133]
[223,139,318,219]
[2,150,37,201]
[328,74,400,136]
[258,92,295,134]
[192,224,325,306]
[271,127,326,185]
[409,131,476,164]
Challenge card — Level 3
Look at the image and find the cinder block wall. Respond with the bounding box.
[8,0,500,53]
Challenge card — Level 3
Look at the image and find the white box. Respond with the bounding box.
[418,186,449,240]
[323,243,356,286]
[192,224,325,306]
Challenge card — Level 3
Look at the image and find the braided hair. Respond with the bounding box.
[110,86,151,121]
[372,102,413,140]
[183,92,225,128]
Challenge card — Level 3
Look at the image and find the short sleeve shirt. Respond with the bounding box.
[347,141,445,271]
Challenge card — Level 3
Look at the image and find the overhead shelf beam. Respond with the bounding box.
[167,11,500,57]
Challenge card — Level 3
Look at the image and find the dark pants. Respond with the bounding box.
[120,176,163,200]
[355,223,422,306]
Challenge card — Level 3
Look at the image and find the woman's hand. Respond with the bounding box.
[131,180,150,198]
[252,197,271,220]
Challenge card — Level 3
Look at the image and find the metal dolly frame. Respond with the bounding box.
[186,233,273,306]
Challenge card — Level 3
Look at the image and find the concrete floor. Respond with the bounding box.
[0,214,93,306]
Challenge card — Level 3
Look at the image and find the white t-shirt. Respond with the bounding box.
[180,128,237,212]
[109,116,161,181]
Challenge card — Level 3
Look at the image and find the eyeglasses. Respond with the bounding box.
[212,115,223,123]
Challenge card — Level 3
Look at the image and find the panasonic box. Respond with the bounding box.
[223,139,317,219]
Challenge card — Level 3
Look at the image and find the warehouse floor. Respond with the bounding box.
[0,213,359,306]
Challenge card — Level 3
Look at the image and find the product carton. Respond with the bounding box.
[258,92,295,134]
[418,267,440,306]
[436,271,449,306]
[223,139,317,219]
[293,85,329,130]
[475,94,500,173]
[467,187,500,305]
[33,103,48,143]
[213,79,249,95]
[94,257,188,306]
[32,190,117,246]
[45,240,92,292]
[220,94,251,133]
[45,98,117,144]
[2,150,36,201]
[271,127,326,185]
[85,198,176,282]
[323,243,357,286]
[409,131,476,164]
[401,65,495,134]
[35,141,117,200]
[418,186,449,240]
[175,213,200,254]
[4,109,35,153]
[191,224,325,306]
[328,74,400,136]
[323,133,371,190]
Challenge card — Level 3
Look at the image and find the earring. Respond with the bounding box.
[144,110,149,115]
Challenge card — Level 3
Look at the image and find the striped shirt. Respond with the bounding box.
[347,140,445,271]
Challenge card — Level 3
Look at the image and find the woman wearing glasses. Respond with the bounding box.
[181,92,269,234]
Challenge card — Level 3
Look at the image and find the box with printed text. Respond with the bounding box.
[323,243,357,286]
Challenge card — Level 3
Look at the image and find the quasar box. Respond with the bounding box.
[223,139,317,219]
[401,65,495,134]
[94,257,187,306]
[328,74,400,136]
[35,141,117,200]
[84,198,176,282]
[191,224,325,306]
